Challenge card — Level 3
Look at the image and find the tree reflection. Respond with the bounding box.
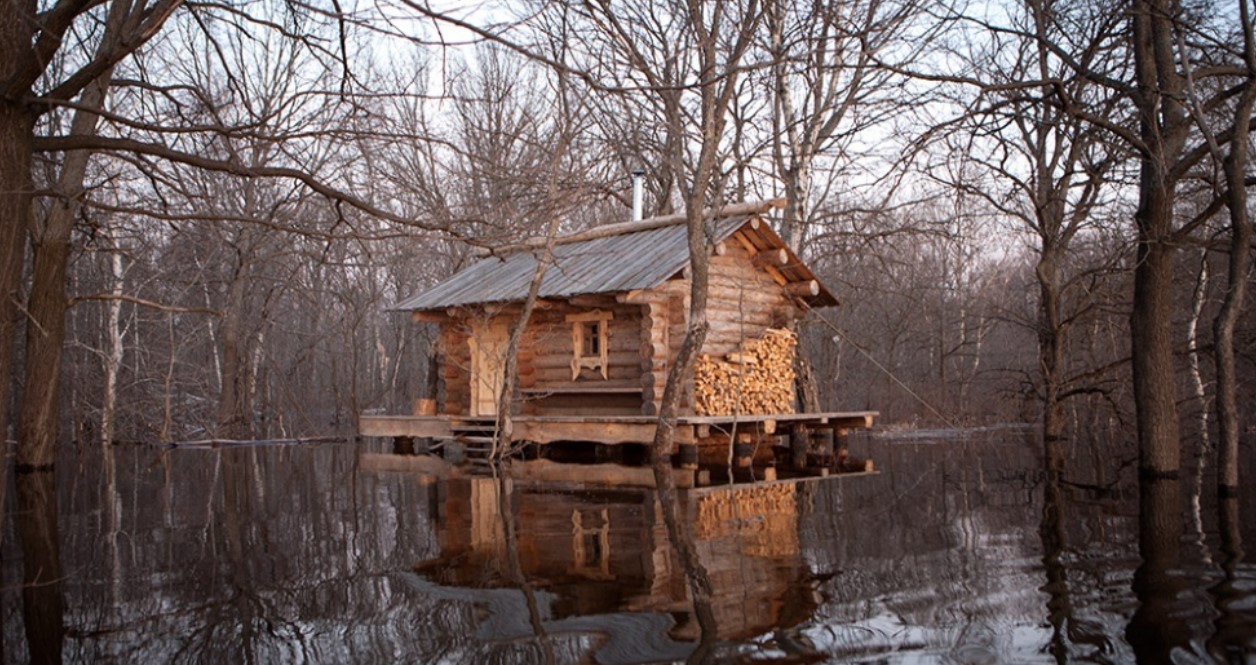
[1038,461,1072,664]
[1126,476,1188,663]
[16,469,65,664]
[6,437,1249,662]
[1208,496,1254,661]
[492,467,555,665]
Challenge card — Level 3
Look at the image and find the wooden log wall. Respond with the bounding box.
[704,232,796,357]
[518,296,644,415]
[640,299,669,416]
[668,291,693,412]
[687,233,801,416]
[438,320,471,415]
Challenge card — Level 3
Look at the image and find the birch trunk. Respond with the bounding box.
[1186,252,1210,477]
[101,234,125,447]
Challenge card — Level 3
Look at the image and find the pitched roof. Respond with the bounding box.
[392,204,837,311]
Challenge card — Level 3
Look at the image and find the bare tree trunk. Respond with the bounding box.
[0,70,35,538]
[1207,495,1246,658]
[216,266,254,439]
[0,22,38,569]
[101,233,125,447]
[1130,224,1181,477]
[793,338,821,412]
[492,235,556,459]
[161,313,176,443]
[489,72,574,459]
[1037,249,1067,457]
[1039,465,1073,662]
[18,68,113,469]
[1212,9,1255,495]
[648,284,716,630]
[1186,251,1211,542]
[1130,0,1188,478]
[1126,476,1189,660]
[1185,248,1205,450]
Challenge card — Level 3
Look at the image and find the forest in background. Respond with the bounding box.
[2,0,1253,479]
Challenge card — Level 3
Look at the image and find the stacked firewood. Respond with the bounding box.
[694,328,796,415]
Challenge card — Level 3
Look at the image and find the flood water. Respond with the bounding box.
[1,431,1253,663]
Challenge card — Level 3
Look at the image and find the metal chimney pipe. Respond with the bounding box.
[631,168,645,221]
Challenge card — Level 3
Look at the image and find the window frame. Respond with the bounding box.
[566,309,613,380]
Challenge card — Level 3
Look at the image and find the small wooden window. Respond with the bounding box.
[582,321,601,356]
[567,309,613,379]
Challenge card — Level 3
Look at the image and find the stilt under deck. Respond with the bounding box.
[360,411,878,488]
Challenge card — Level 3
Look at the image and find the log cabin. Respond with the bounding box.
[360,199,877,478]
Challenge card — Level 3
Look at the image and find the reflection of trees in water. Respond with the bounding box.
[1208,496,1254,662]
[5,444,472,662]
[799,435,1143,660]
[15,470,65,665]
[2,437,1253,662]
[793,433,1256,662]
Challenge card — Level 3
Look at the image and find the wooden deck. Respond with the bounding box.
[359,411,877,447]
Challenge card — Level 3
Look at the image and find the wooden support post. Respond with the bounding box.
[443,441,466,464]
[595,443,624,464]
[676,444,699,470]
[734,433,754,468]
[393,436,415,456]
[790,425,809,470]
[812,428,835,465]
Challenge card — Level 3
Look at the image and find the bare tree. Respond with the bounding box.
[2,0,180,474]
[927,0,1124,461]
[1207,0,1255,496]
[764,0,927,247]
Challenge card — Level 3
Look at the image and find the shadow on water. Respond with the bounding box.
[0,429,1252,663]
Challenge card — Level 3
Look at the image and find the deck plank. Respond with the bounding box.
[359,411,877,444]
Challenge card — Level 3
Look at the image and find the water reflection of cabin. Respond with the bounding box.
[412,476,823,647]
[361,200,876,471]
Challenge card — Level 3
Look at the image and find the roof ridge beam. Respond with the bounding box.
[478,198,786,257]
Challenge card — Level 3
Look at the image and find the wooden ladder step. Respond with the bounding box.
[456,435,498,444]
